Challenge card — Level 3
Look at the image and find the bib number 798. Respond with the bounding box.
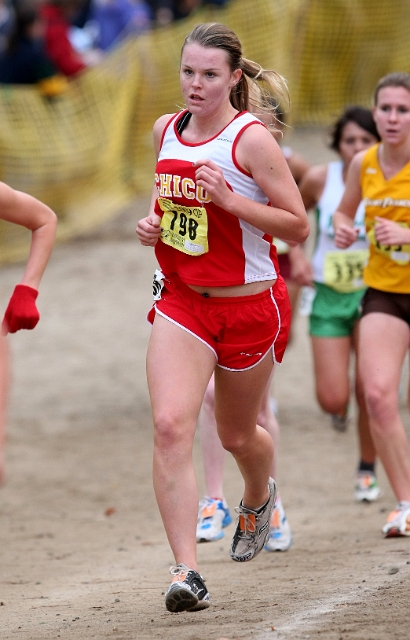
[169,209,199,241]
[158,197,209,256]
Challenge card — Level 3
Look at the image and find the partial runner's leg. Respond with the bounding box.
[147,315,216,570]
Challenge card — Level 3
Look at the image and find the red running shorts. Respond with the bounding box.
[147,273,291,371]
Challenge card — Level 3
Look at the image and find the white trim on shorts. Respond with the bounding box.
[217,287,282,371]
[217,345,274,372]
[154,307,218,361]
[270,288,282,366]
[153,284,283,372]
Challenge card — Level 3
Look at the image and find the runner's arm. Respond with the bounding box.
[0,183,57,290]
[136,115,175,246]
[194,125,309,244]
[333,152,363,248]
[298,164,327,212]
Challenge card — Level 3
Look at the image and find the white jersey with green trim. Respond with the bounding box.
[311,161,367,284]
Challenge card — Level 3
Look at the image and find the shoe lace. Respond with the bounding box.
[169,563,189,578]
[169,564,206,586]
[234,506,256,537]
[198,496,213,511]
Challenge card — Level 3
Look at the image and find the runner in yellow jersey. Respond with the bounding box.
[334,72,410,538]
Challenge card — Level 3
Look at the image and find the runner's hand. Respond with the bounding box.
[334,224,359,249]
[137,214,162,246]
[193,159,230,208]
[374,217,410,245]
[288,245,313,286]
[2,284,39,334]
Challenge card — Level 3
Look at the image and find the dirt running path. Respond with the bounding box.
[1,130,409,639]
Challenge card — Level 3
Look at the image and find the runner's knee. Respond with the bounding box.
[364,386,398,428]
[153,412,194,452]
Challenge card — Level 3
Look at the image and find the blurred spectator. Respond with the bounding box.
[0,0,14,53]
[0,4,67,96]
[146,0,229,27]
[145,0,173,26]
[71,0,92,28]
[87,0,152,51]
[40,0,90,76]
[173,0,201,21]
[203,0,229,5]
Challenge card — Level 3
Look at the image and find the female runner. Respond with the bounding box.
[137,22,308,612]
[334,72,410,537]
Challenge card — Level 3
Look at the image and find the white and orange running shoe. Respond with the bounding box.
[196,497,232,542]
[230,477,277,562]
[382,502,410,538]
[354,471,381,502]
[264,500,293,551]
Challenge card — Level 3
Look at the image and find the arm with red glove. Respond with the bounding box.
[0,183,57,335]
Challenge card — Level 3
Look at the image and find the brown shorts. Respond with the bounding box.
[361,287,410,326]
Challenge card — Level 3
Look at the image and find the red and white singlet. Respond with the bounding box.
[154,109,279,287]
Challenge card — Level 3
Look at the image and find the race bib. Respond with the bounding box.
[367,222,410,265]
[324,249,368,293]
[152,269,164,301]
[158,197,208,256]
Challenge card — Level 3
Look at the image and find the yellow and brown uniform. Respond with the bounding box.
[361,144,410,293]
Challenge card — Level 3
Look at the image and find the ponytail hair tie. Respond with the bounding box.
[253,66,263,81]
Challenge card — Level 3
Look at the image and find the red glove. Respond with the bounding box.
[2,285,40,334]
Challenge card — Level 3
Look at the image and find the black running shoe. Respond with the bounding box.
[230,477,277,562]
[165,563,210,612]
